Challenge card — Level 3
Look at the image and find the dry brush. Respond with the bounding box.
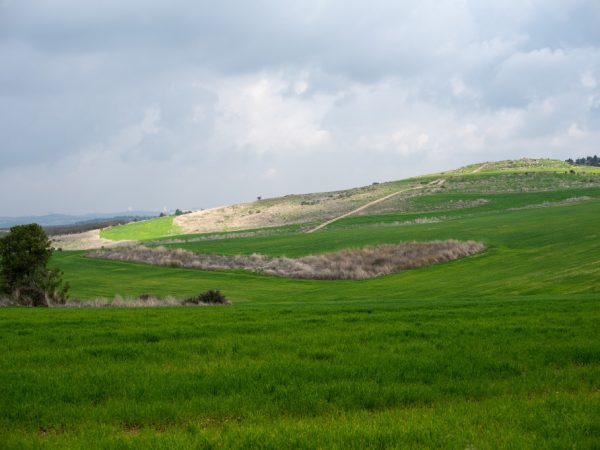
[89,240,485,280]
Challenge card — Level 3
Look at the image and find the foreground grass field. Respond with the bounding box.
[2,163,600,448]
[1,295,599,448]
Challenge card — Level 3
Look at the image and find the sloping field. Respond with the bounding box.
[172,180,419,235]
[2,159,600,448]
[51,193,600,299]
[100,158,600,241]
[100,215,182,241]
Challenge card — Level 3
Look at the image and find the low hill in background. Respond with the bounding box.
[0,211,159,229]
[100,158,600,241]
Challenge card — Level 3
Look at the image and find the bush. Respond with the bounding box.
[0,224,69,306]
[184,290,229,305]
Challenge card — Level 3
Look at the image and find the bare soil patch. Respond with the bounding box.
[51,229,135,251]
[173,182,434,234]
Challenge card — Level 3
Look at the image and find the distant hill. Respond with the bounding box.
[0,211,160,229]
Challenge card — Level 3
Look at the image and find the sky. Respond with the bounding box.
[1,0,599,216]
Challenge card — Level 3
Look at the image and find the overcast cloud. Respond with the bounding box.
[1,0,599,215]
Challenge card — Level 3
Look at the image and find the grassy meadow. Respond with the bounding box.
[2,164,600,448]
[100,215,182,241]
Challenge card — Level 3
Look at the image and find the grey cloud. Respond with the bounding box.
[1,0,599,215]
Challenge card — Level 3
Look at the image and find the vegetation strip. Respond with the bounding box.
[508,196,591,210]
[88,240,485,280]
[1,294,230,308]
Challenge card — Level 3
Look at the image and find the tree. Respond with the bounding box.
[568,155,600,167]
[0,224,69,306]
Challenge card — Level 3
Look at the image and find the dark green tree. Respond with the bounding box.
[0,224,69,306]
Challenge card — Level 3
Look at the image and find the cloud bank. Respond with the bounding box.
[1,0,599,215]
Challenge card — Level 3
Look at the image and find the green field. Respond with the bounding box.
[100,215,182,241]
[2,162,600,448]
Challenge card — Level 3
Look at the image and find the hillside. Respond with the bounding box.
[99,158,600,241]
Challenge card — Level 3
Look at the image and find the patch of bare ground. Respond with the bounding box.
[51,229,135,251]
[509,196,592,211]
[89,240,485,280]
[173,182,429,234]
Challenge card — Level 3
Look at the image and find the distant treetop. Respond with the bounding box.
[566,155,599,167]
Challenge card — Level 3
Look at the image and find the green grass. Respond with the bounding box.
[100,216,182,241]
[1,295,599,448]
[48,195,600,302]
[148,223,310,244]
[2,163,600,448]
[424,157,600,176]
[340,187,600,227]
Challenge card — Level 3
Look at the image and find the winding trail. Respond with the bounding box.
[306,178,445,233]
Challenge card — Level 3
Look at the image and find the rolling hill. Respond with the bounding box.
[98,158,600,241]
[2,158,600,449]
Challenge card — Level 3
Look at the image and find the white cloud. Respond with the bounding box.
[568,123,586,138]
[110,105,161,156]
[1,0,600,215]
[581,71,597,89]
[212,74,332,154]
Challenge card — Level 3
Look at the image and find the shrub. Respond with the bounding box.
[184,290,229,305]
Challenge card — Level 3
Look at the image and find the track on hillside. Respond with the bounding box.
[306,178,445,233]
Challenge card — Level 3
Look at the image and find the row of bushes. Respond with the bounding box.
[1,289,230,308]
[90,240,485,280]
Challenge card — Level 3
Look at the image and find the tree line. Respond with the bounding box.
[565,155,600,167]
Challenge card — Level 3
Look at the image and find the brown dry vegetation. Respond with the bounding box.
[334,217,447,231]
[174,179,451,235]
[173,181,444,234]
[51,229,135,251]
[89,240,485,280]
[508,196,592,210]
[0,294,230,308]
[359,195,489,216]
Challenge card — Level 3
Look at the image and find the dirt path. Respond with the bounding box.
[473,162,490,173]
[305,178,445,233]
